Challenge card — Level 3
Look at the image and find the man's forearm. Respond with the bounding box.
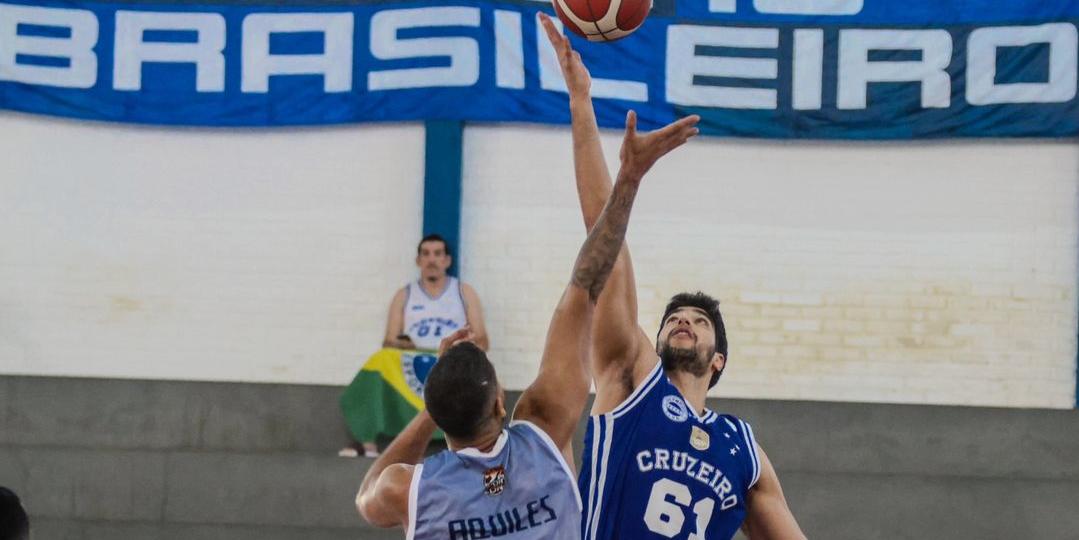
[570,96,613,232]
[358,411,436,497]
[571,171,641,301]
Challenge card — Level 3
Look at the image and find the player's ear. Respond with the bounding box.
[444,254,453,268]
[711,352,726,374]
[494,386,506,419]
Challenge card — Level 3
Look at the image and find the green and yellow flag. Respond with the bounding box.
[340,348,443,442]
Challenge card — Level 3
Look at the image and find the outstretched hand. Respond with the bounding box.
[538,12,591,98]
[619,111,701,181]
[437,326,475,357]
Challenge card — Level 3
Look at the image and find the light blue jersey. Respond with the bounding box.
[579,362,762,540]
[408,420,582,540]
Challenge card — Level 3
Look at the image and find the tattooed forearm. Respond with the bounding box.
[571,170,641,302]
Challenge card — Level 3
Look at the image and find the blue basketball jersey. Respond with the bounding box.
[578,362,761,540]
[408,420,582,540]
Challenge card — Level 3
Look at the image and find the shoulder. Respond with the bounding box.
[379,463,417,502]
[505,421,566,466]
[459,281,479,297]
[714,413,758,444]
[716,413,763,487]
[508,419,554,446]
[357,463,417,528]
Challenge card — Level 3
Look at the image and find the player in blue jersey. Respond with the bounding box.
[355,83,701,539]
[540,13,806,540]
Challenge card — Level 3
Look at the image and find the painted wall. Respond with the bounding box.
[2,112,1076,408]
[461,124,1079,408]
[0,112,425,384]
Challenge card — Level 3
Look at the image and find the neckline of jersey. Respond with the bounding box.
[454,429,509,459]
[415,277,454,301]
[662,369,715,423]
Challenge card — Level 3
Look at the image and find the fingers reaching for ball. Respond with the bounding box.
[538,12,592,97]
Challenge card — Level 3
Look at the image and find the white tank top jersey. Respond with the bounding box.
[403,277,468,351]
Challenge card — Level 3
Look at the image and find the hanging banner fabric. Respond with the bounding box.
[0,0,1076,138]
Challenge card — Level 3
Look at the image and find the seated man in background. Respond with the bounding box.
[342,234,488,458]
[383,234,488,352]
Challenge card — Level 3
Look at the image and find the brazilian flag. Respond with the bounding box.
[340,348,444,442]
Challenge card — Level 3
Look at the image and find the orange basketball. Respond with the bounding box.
[551,0,651,42]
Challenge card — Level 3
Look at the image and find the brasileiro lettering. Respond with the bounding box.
[0,1,1075,109]
[636,448,739,511]
[446,495,557,539]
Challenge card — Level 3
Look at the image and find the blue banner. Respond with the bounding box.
[0,0,1076,138]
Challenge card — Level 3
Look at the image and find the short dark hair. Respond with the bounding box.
[417,234,451,257]
[425,342,498,440]
[658,292,728,388]
[0,487,29,540]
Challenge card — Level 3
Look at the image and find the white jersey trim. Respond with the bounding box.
[509,420,584,511]
[455,430,509,458]
[609,360,663,419]
[583,416,601,540]
[723,417,738,432]
[586,414,615,540]
[413,277,459,302]
[737,419,762,488]
[405,463,423,540]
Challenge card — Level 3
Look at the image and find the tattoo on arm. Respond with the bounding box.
[571,172,641,302]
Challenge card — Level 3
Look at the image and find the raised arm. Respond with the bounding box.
[354,411,433,528]
[512,146,651,459]
[541,15,639,377]
[541,14,700,407]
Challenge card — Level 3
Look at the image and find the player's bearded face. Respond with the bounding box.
[659,339,714,377]
[658,308,716,377]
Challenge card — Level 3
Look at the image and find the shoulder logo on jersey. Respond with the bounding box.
[483,465,506,496]
[690,425,711,451]
[661,395,690,423]
[411,305,425,311]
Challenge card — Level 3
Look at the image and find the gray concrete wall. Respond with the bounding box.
[2,375,1078,539]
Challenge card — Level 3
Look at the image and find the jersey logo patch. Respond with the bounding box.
[690,425,711,451]
[483,465,506,496]
[661,395,690,423]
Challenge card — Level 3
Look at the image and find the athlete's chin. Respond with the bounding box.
[659,344,708,376]
[663,344,695,356]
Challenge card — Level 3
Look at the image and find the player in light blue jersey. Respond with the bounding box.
[540,13,807,540]
[355,86,700,539]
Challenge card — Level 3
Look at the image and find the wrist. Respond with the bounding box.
[569,94,592,109]
[616,166,644,185]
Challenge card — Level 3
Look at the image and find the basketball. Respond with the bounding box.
[551,0,651,42]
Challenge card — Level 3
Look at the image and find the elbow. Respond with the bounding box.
[355,493,392,528]
[354,492,372,523]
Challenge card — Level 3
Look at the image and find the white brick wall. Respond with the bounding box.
[2,112,1076,409]
[0,113,425,385]
[461,125,1078,409]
